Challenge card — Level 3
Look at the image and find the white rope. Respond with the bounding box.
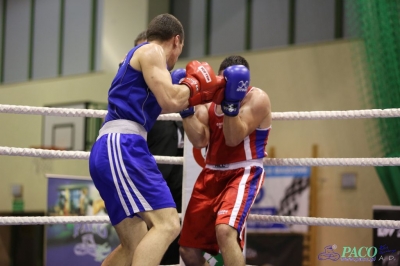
[1,214,399,229]
[0,104,180,120]
[0,216,110,225]
[262,157,400,166]
[1,146,399,166]
[0,104,107,118]
[2,104,400,121]
[0,146,183,165]
[2,104,400,230]
[0,147,89,159]
[249,214,400,229]
[271,108,400,120]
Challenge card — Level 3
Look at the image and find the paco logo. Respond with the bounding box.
[341,246,377,258]
[318,245,340,261]
[199,66,212,83]
[318,244,397,263]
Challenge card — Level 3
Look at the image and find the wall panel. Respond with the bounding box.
[0,0,3,81]
[32,0,60,80]
[95,0,103,71]
[210,0,246,56]
[252,0,289,50]
[62,0,91,76]
[3,0,30,83]
[295,0,336,44]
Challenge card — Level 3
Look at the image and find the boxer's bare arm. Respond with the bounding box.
[182,104,210,149]
[223,88,271,146]
[132,44,190,113]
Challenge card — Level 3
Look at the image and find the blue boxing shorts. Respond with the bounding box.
[89,130,176,226]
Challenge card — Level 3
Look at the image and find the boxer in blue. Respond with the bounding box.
[89,13,226,266]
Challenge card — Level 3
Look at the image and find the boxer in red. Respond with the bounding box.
[178,55,272,266]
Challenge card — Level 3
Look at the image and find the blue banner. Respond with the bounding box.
[248,166,311,232]
[46,175,119,266]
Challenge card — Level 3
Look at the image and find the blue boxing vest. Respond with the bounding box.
[104,42,161,132]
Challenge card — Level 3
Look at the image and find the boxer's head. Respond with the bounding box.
[147,14,185,70]
[134,31,147,46]
[218,55,250,75]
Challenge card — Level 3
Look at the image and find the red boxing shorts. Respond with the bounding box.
[179,161,265,255]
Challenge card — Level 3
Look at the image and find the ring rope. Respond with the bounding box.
[1,146,399,166]
[1,104,398,230]
[2,104,400,120]
[0,146,182,164]
[0,215,399,229]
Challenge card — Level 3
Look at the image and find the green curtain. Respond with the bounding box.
[376,153,400,205]
[346,0,400,204]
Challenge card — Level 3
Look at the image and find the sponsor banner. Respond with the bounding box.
[248,166,311,233]
[45,175,119,266]
[246,233,303,266]
[373,205,400,265]
[316,206,400,264]
[317,243,398,263]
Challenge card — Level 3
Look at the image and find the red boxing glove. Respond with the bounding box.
[212,87,225,105]
[180,61,226,106]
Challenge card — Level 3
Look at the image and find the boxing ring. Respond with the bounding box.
[1,103,400,265]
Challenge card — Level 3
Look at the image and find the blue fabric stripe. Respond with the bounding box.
[116,133,145,213]
[113,133,138,214]
[255,129,270,158]
[237,166,263,233]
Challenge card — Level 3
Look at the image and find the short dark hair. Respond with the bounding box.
[146,14,184,43]
[134,31,147,46]
[218,55,250,73]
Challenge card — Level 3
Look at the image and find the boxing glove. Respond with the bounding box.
[171,68,186,84]
[180,61,225,106]
[171,69,195,118]
[221,65,250,117]
[179,106,195,118]
[212,87,225,105]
